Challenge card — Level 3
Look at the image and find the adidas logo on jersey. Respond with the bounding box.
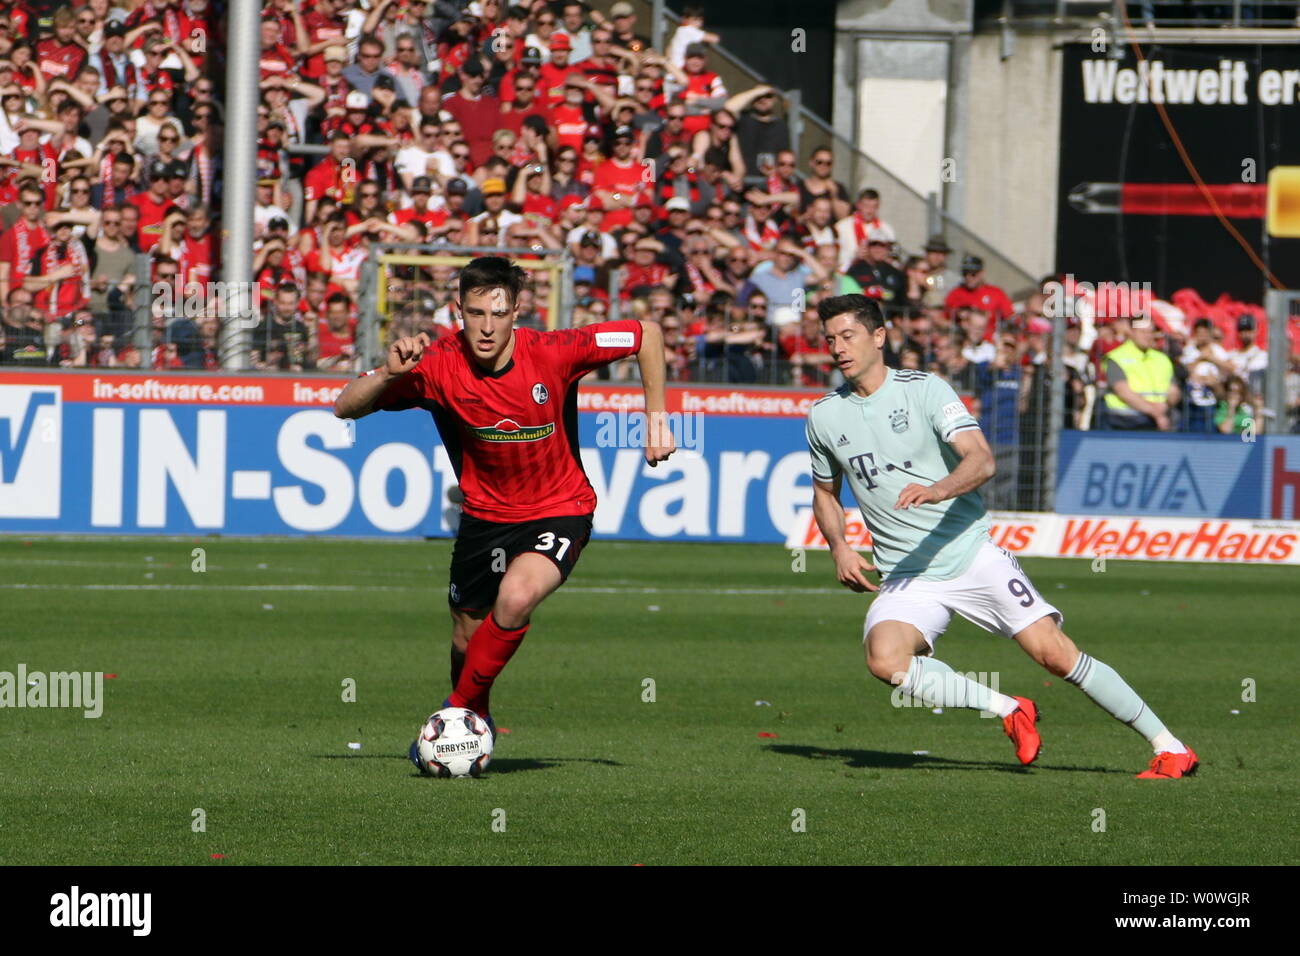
[836,434,850,447]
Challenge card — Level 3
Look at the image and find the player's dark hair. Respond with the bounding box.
[818,294,886,332]
[458,255,528,307]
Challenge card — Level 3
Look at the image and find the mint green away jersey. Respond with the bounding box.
[805,368,992,581]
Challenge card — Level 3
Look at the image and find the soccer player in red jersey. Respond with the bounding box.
[333,256,674,757]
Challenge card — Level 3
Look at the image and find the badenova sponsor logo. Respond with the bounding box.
[468,419,555,442]
[595,331,635,348]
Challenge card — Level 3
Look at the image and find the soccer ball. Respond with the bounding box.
[415,707,494,778]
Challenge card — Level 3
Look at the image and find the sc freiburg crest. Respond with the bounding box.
[532,383,549,405]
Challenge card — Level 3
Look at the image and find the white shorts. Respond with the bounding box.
[864,541,1062,648]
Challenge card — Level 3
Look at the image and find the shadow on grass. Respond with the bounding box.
[766,744,1130,775]
[315,754,623,775]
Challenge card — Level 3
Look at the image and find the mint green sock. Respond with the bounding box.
[898,656,1018,717]
[1065,652,1183,752]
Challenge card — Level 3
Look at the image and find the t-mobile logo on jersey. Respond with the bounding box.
[849,452,914,490]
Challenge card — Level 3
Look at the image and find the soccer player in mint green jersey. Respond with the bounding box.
[805,295,1197,779]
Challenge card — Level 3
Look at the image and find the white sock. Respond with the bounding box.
[1150,730,1188,755]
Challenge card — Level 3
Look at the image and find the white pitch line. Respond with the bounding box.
[0,583,845,595]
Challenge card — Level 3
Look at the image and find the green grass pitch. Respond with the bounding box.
[1,536,1296,865]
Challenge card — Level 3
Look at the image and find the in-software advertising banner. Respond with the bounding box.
[0,372,823,541]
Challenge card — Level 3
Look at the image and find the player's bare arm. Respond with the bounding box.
[812,473,878,592]
[635,319,675,467]
[332,332,430,420]
[895,428,995,510]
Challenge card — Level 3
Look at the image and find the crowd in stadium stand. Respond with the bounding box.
[1,0,1297,440]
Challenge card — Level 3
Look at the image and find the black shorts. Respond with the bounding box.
[447,512,594,611]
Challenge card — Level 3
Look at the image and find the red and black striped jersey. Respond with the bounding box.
[374,319,643,522]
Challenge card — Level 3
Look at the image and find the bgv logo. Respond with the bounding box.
[0,386,62,519]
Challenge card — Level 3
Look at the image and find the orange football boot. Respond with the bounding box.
[1136,748,1199,779]
[1002,696,1042,765]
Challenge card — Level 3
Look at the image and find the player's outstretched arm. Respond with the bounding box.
[896,428,995,509]
[636,320,675,467]
[813,475,879,592]
[333,333,430,420]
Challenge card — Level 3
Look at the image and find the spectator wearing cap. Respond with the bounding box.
[590,124,644,230]
[1180,316,1235,433]
[674,42,727,139]
[162,159,191,211]
[538,32,580,104]
[441,56,501,166]
[833,188,894,273]
[395,176,451,233]
[547,75,591,153]
[128,159,179,252]
[743,238,826,326]
[1227,314,1267,398]
[944,254,1013,325]
[499,44,545,106]
[572,230,606,275]
[566,201,616,258]
[622,236,675,300]
[95,21,137,98]
[727,85,789,179]
[317,45,352,114]
[921,235,958,305]
[654,195,692,257]
[555,1,594,63]
[604,1,650,53]
[465,177,520,245]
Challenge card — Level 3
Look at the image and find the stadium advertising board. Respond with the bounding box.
[1056,431,1300,520]
[1057,43,1300,300]
[6,373,1296,559]
[786,509,1300,565]
[0,372,822,542]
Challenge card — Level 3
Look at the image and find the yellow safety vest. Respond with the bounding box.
[1104,339,1174,412]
